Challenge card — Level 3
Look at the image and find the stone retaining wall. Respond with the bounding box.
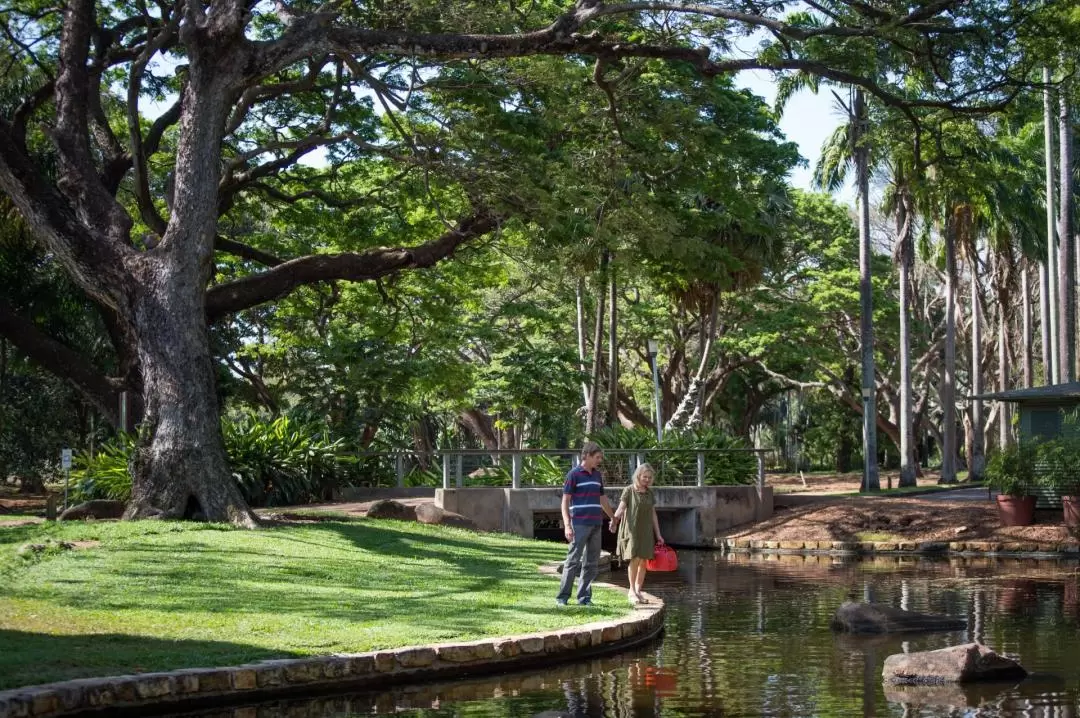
[718,537,1080,557]
[0,582,663,718]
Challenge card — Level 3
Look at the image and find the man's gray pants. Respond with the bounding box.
[556,523,601,603]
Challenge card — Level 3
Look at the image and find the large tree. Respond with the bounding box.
[0,0,1060,523]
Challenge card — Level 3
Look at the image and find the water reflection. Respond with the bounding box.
[163,551,1080,718]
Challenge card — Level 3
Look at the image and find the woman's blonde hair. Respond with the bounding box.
[632,463,654,491]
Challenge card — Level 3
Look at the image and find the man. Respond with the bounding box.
[556,441,616,606]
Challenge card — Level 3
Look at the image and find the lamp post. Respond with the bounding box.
[648,339,663,443]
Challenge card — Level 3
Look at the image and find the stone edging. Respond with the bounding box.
[717,538,1080,557]
[0,564,663,718]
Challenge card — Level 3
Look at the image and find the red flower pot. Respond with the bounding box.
[996,495,1035,527]
[1063,496,1080,528]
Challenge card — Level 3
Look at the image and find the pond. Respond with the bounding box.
[165,551,1080,717]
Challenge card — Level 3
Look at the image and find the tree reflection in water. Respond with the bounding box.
[159,552,1080,718]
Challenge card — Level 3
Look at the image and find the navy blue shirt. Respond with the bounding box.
[563,466,605,526]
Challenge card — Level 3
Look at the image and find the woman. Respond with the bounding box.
[611,463,663,605]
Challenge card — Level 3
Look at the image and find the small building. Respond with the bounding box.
[972,382,1080,441]
[972,382,1080,506]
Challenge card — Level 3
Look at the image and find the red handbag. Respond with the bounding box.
[646,543,678,572]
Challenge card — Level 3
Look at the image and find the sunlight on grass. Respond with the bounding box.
[0,519,626,689]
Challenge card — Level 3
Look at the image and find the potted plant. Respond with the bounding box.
[1037,436,1080,528]
[984,443,1037,527]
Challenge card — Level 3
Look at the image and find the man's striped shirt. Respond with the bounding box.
[563,466,605,526]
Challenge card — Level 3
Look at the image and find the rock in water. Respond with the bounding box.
[883,643,1027,684]
[831,601,966,633]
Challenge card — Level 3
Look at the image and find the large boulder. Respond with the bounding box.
[414,503,478,530]
[365,499,417,522]
[883,643,1027,685]
[831,601,966,634]
[58,499,125,521]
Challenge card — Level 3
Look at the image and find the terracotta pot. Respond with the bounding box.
[1063,495,1080,528]
[996,494,1035,527]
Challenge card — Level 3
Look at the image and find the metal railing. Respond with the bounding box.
[353,448,767,494]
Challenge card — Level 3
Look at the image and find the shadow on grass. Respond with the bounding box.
[0,629,295,691]
[2,518,599,647]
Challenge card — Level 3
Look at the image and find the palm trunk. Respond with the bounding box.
[999,265,1012,447]
[1021,263,1032,389]
[575,278,590,408]
[969,261,984,479]
[1045,67,1059,384]
[607,264,618,427]
[941,213,958,484]
[854,88,879,491]
[1061,88,1077,382]
[897,189,916,487]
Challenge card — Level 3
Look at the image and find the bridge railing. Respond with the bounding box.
[351,448,767,494]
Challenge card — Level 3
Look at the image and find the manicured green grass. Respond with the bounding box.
[0,518,625,690]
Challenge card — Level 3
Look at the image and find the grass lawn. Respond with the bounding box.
[0,518,626,690]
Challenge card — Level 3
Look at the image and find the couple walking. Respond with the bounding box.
[555,441,664,607]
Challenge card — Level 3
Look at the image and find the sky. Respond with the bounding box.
[734,69,856,204]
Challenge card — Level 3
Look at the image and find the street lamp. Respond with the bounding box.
[647,339,663,443]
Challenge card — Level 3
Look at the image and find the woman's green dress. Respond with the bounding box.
[617,485,656,561]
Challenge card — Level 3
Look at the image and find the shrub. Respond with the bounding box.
[71,414,352,507]
[984,442,1038,497]
[70,434,136,503]
[587,426,756,485]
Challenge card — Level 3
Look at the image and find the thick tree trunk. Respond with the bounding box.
[125,32,258,526]
[125,259,257,526]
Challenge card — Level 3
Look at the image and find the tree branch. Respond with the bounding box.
[0,300,122,425]
[205,209,498,319]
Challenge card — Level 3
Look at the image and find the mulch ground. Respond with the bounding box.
[743,472,1079,546]
[721,496,1077,545]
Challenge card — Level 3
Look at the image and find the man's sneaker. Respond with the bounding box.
[579,598,592,606]
[555,598,568,606]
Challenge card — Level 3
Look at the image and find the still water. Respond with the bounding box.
[171,551,1080,718]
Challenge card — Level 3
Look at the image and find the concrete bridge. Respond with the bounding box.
[436,485,772,548]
